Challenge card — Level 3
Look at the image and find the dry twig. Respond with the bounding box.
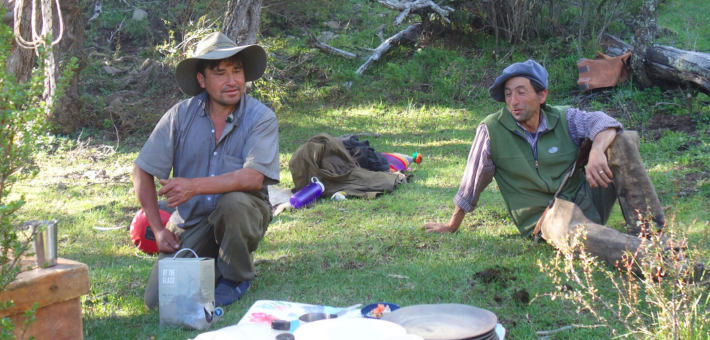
[536,324,606,336]
[306,29,356,59]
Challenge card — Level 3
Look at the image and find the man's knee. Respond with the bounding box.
[211,192,271,240]
[215,192,271,221]
[216,192,258,211]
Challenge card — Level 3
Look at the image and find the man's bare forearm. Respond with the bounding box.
[447,206,467,232]
[592,128,617,154]
[191,168,264,195]
[132,165,166,233]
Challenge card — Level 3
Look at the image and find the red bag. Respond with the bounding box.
[130,208,171,254]
[577,51,632,91]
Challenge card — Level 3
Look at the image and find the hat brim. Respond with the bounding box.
[175,44,267,97]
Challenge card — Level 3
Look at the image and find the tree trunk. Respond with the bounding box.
[223,0,262,46]
[50,0,85,134]
[630,0,657,88]
[5,0,85,133]
[6,0,34,84]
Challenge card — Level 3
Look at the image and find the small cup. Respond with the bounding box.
[32,220,58,268]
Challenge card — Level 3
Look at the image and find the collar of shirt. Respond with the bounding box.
[514,112,547,135]
[200,93,248,144]
[514,112,548,158]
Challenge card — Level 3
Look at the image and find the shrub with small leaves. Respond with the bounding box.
[0,8,77,340]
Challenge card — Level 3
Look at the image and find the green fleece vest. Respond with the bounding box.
[483,105,586,237]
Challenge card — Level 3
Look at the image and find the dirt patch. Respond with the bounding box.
[645,113,696,140]
[471,266,517,287]
[677,169,710,198]
[341,260,365,270]
[512,289,530,304]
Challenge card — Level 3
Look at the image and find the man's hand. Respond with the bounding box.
[158,178,197,207]
[585,146,613,189]
[154,227,181,253]
[585,128,617,189]
[423,222,456,233]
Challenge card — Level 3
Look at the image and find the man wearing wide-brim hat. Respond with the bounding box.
[133,32,279,309]
[423,60,670,274]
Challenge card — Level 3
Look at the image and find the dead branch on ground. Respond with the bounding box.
[536,324,606,336]
[356,24,421,76]
[306,30,356,59]
[305,1,453,76]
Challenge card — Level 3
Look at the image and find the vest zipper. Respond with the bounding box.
[514,129,552,193]
[534,130,552,193]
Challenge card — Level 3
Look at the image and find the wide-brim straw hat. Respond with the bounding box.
[175,32,267,96]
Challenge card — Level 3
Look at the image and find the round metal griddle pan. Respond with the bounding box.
[381,304,497,340]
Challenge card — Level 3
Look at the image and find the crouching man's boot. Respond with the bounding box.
[606,131,665,235]
[539,198,644,275]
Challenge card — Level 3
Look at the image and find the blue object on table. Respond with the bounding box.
[361,302,401,319]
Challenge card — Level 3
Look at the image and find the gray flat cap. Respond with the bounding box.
[488,60,548,102]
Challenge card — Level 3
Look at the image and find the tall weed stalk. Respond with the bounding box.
[538,214,709,339]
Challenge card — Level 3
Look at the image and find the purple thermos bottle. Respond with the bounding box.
[290,177,325,209]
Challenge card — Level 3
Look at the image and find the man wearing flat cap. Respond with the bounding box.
[424,60,667,269]
[133,32,279,309]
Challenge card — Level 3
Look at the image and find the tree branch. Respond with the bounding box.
[377,0,454,24]
[306,30,356,59]
[356,24,421,76]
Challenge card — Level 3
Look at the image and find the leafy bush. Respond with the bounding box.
[0,8,77,339]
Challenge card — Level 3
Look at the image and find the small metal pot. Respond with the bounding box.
[298,313,337,324]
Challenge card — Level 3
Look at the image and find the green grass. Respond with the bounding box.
[657,0,710,52]
[11,90,710,339]
[5,0,710,339]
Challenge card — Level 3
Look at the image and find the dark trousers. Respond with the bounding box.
[143,191,272,310]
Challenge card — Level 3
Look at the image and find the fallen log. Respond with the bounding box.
[356,24,421,76]
[601,34,710,95]
[599,33,633,57]
[646,45,710,95]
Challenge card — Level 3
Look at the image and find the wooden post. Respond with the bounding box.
[0,258,91,340]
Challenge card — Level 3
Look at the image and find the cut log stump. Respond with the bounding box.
[0,258,91,340]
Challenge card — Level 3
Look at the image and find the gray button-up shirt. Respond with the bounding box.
[135,92,280,228]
